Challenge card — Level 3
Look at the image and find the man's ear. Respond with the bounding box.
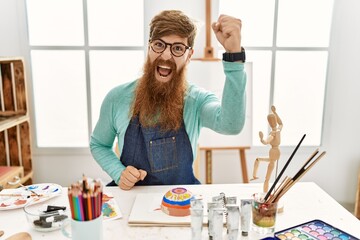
[186,49,194,64]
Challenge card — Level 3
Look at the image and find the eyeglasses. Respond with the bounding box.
[149,39,191,57]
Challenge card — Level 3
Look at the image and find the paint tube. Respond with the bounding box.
[226,204,240,240]
[240,199,252,236]
[213,193,237,227]
[212,208,224,240]
[226,196,237,204]
[212,195,223,203]
[207,202,223,239]
[190,197,204,240]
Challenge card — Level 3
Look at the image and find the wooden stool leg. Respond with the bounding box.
[205,150,212,184]
[239,149,249,183]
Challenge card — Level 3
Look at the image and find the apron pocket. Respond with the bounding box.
[149,136,178,173]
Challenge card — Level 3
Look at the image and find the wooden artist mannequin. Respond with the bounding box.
[251,106,283,193]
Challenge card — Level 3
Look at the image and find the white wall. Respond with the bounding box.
[0,0,23,56]
[321,0,360,206]
[1,0,359,212]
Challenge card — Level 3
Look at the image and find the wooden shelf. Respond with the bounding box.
[0,166,23,189]
[0,57,33,186]
[0,115,29,132]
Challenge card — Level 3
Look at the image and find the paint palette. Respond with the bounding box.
[0,183,62,210]
[274,219,358,240]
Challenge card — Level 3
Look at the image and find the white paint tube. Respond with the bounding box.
[212,208,224,240]
[240,199,252,237]
[226,196,237,205]
[226,204,240,240]
[208,202,223,240]
[190,198,204,240]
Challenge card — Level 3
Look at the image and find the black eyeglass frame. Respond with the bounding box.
[149,39,192,57]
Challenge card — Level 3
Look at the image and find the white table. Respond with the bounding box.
[0,182,359,239]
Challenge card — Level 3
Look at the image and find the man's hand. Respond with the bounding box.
[119,166,147,190]
[212,15,242,53]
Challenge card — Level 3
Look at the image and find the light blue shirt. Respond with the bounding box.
[90,61,247,184]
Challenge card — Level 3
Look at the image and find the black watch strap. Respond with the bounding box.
[222,47,246,62]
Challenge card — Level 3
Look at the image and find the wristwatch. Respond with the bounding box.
[222,47,246,62]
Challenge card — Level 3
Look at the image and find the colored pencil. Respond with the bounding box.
[72,194,79,220]
[67,187,75,219]
[87,192,92,220]
[67,176,103,221]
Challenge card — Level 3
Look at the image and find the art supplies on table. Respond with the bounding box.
[67,176,103,221]
[128,189,237,227]
[101,192,122,221]
[128,192,193,226]
[240,199,252,236]
[67,176,122,222]
[190,197,204,240]
[259,134,327,206]
[264,148,326,205]
[274,219,359,240]
[263,134,306,201]
[23,203,69,232]
[0,183,62,210]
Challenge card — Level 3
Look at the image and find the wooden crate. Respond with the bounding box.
[0,166,24,189]
[0,58,27,115]
[0,57,33,186]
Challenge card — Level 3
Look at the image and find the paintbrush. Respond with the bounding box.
[264,134,306,201]
[267,176,291,203]
[18,183,41,197]
[6,176,41,197]
[272,148,320,203]
[291,149,320,180]
[0,193,43,197]
[271,150,326,203]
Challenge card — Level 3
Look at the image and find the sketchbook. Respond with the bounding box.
[128,193,213,227]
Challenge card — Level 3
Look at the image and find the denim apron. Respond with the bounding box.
[119,116,200,185]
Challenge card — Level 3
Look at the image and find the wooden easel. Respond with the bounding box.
[192,0,220,62]
[200,146,250,184]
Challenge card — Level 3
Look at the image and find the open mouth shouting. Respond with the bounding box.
[155,63,174,82]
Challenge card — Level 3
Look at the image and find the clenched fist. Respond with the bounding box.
[119,166,147,190]
[212,14,242,53]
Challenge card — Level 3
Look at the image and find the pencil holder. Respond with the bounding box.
[61,215,103,240]
[62,176,104,239]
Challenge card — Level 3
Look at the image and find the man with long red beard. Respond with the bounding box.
[90,10,247,190]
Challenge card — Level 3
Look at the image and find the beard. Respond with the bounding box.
[131,56,187,131]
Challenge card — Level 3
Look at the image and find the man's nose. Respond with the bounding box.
[161,45,172,60]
